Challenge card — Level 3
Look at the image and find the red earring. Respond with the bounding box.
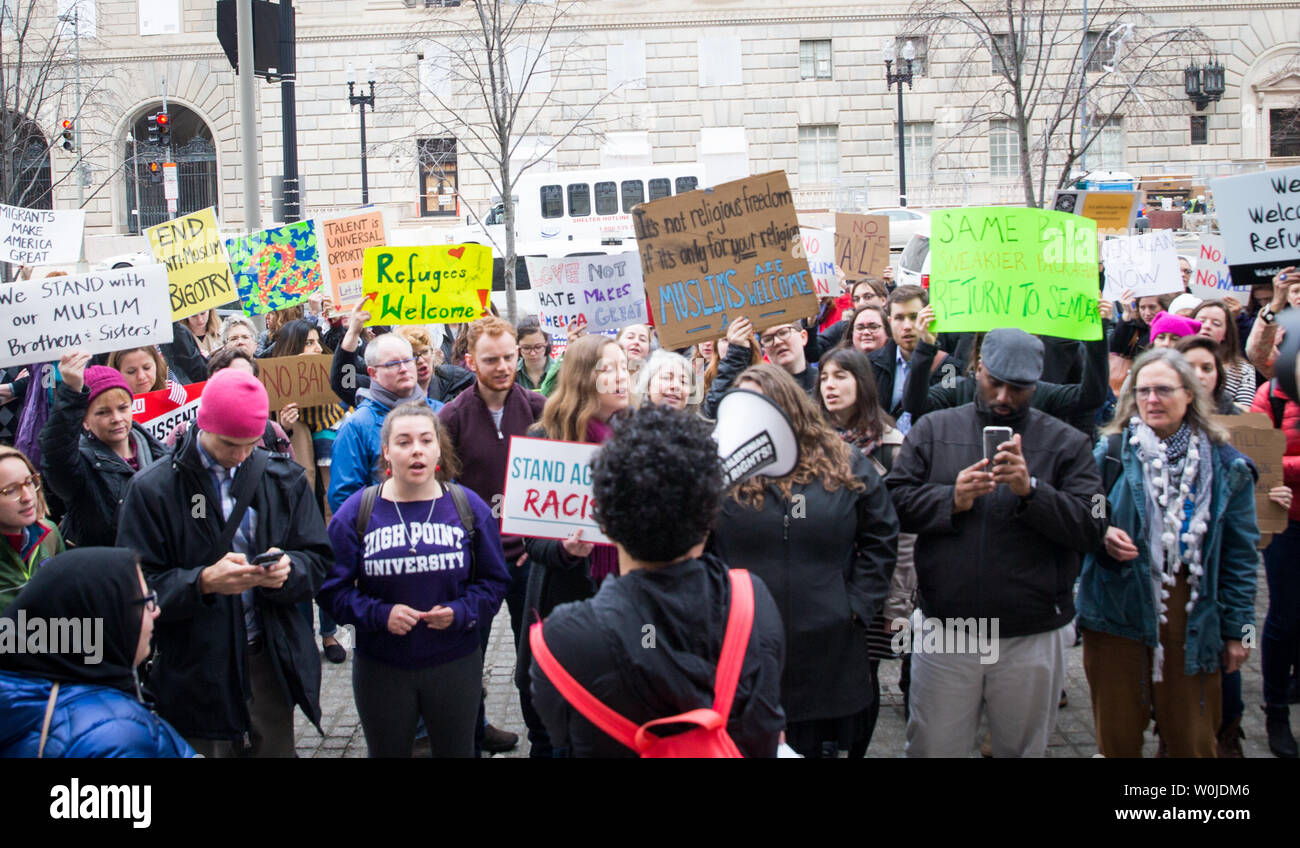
[435,464,441,472]
[386,468,392,477]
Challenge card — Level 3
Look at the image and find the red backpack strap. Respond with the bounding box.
[711,569,756,720]
[529,621,640,752]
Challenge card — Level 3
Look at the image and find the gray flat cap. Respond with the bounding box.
[982,328,1043,387]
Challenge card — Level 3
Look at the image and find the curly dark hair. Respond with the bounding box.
[590,405,722,564]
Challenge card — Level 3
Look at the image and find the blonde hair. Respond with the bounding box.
[1103,347,1230,444]
[186,310,223,355]
[0,445,48,522]
[539,335,619,443]
[634,349,699,411]
[396,326,432,352]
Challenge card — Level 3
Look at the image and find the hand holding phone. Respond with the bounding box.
[251,551,282,568]
[983,426,1013,465]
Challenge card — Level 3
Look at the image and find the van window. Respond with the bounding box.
[621,180,644,213]
[675,176,699,193]
[540,185,563,219]
[594,182,617,215]
[567,184,591,216]
[648,178,671,201]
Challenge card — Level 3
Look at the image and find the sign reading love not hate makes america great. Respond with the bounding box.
[1,203,86,265]
[500,436,610,545]
[146,207,238,321]
[929,207,1102,341]
[525,252,647,336]
[362,244,492,325]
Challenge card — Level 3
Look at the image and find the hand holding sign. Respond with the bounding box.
[1271,267,1297,312]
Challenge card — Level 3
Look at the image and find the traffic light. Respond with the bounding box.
[149,162,162,184]
[61,119,74,151]
[157,111,171,147]
[147,114,159,144]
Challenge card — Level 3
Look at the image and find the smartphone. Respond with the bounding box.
[983,426,1013,466]
[251,551,282,568]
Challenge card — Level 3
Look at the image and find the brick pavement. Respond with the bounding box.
[297,561,1279,758]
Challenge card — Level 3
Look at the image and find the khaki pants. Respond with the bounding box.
[185,642,297,758]
[1082,571,1220,757]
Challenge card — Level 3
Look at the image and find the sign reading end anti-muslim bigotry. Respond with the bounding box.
[1,203,86,265]
[929,207,1102,341]
[632,171,819,350]
[146,207,237,321]
[500,436,611,545]
[361,244,492,325]
[1209,164,1300,287]
[0,265,173,368]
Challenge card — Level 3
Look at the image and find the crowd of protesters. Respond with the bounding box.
[0,247,1298,761]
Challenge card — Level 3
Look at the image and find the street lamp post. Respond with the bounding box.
[127,132,143,234]
[346,62,376,205]
[883,39,916,208]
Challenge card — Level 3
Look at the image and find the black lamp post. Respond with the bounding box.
[1184,59,1225,110]
[347,62,376,204]
[884,39,916,207]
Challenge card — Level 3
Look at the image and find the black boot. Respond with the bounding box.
[1264,705,1298,759]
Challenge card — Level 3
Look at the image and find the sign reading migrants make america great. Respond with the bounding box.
[0,204,86,265]
[631,171,819,350]
[929,207,1102,341]
[146,207,237,321]
[1209,164,1300,286]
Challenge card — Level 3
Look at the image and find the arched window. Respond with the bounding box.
[3,115,53,209]
[123,104,218,232]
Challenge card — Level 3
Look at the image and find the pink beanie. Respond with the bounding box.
[84,365,132,406]
[196,369,269,440]
[1148,311,1202,340]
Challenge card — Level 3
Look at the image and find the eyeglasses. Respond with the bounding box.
[377,357,417,371]
[0,473,40,500]
[412,349,433,360]
[854,324,884,335]
[131,590,160,614]
[759,326,796,347]
[519,344,547,354]
[1135,385,1183,399]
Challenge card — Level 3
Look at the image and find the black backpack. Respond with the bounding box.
[354,481,477,580]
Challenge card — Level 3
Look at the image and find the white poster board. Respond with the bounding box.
[1,204,86,265]
[1209,164,1300,286]
[800,227,840,297]
[139,0,181,36]
[500,436,610,544]
[1188,234,1249,301]
[526,251,647,337]
[1101,230,1183,301]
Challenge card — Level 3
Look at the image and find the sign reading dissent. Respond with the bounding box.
[1,204,85,265]
[361,244,492,325]
[500,436,610,544]
[132,381,206,442]
[929,207,1101,341]
[146,207,237,321]
[632,171,818,350]
[1209,164,1300,286]
[256,354,337,412]
[526,252,647,336]
[0,265,174,368]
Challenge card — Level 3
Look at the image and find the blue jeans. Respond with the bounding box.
[297,600,338,639]
[1263,520,1300,709]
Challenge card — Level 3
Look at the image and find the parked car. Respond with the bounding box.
[866,207,931,249]
[895,225,931,289]
[91,252,156,270]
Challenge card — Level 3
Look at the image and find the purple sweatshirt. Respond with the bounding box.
[321,485,511,669]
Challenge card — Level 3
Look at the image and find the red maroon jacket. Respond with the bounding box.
[1250,380,1300,522]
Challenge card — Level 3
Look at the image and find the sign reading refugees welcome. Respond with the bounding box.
[361,244,492,325]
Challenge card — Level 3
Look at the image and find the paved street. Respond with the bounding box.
[297,561,1279,758]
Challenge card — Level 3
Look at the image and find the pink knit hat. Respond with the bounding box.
[83,365,132,406]
[1148,311,1202,341]
[196,369,268,440]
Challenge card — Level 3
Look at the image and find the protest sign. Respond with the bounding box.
[1100,230,1183,302]
[631,170,818,350]
[1188,234,1248,301]
[500,436,610,544]
[928,207,1101,341]
[800,227,840,297]
[1213,413,1288,540]
[132,381,205,442]
[1,204,86,265]
[1051,190,1141,233]
[319,209,387,310]
[1209,164,1300,286]
[146,207,237,321]
[834,213,890,278]
[361,244,492,325]
[525,252,647,336]
[0,265,174,368]
[225,220,324,315]
[256,353,337,412]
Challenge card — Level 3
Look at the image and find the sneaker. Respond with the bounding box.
[1265,706,1298,759]
[482,723,519,753]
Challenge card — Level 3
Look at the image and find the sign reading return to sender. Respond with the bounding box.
[500,436,610,545]
[0,265,173,368]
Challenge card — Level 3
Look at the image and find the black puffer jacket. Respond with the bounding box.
[530,555,786,757]
[884,403,1106,637]
[115,428,332,742]
[708,450,898,723]
[38,382,168,547]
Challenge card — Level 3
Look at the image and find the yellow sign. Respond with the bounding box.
[361,244,493,324]
[147,207,238,321]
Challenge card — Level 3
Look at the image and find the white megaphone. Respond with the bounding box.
[712,389,800,488]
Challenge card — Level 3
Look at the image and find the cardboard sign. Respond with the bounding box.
[1051,190,1141,233]
[1213,413,1289,538]
[800,227,840,297]
[525,252,647,336]
[928,207,1102,341]
[225,220,324,315]
[500,436,610,544]
[834,213,890,278]
[255,353,337,412]
[361,244,492,325]
[1209,165,1300,286]
[632,170,818,350]
[1,203,86,265]
[319,209,387,309]
[132,381,205,442]
[146,207,237,321]
[0,266,174,368]
[1101,230,1183,302]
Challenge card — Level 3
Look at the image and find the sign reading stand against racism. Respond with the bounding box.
[500,436,610,544]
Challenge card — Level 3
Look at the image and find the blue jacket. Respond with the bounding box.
[0,670,195,758]
[1076,434,1259,676]
[328,392,445,513]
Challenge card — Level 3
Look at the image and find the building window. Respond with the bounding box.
[607,36,647,91]
[1084,29,1119,73]
[990,32,1013,75]
[901,122,934,175]
[56,0,96,39]
[124,104,218,233]
[1190,114,1208,145]
[799,40,832,80]
[1270,109,1300,157]
[798,124,839,184]
[1092,118,1124,170]
[989,120,1020,179]
[418,138,458,218]
[139,0,180,35]
[894,36,928,77]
